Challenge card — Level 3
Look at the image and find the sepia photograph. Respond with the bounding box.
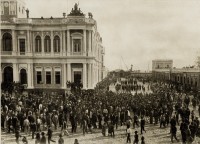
[1,0,200,143]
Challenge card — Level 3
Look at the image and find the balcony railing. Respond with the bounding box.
[1,51,12,55]
[20,52,25,55]
[70,52,83,56]
[3,17,96,25]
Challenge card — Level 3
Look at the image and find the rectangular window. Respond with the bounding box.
[19,39,25,55]
[55,71,61,84]
[73,39,81,53]
[37,71,42,84]
[46,71,51,84]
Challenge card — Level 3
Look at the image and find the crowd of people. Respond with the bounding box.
[1,76,200,144]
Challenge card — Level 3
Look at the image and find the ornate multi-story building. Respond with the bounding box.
[1,0,106,90]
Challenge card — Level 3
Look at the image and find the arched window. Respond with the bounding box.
[2,33,12,51]
[44,35,51,52]
[53,35,60,52]
[35,36,41,52]
[20,69,27,84]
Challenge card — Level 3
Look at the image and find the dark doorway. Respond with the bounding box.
[3,66,13,83]
[74,71,82,84]
[20,69,27,84]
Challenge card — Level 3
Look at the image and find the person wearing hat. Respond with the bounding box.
[133,131,139,144]
[58,134,64,144]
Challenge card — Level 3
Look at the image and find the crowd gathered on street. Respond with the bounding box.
[1,75,200,144]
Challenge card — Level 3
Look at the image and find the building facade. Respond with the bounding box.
[152,60,200,91]
[1,1,106,90]
[152,59,173,70]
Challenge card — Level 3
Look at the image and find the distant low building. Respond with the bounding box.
[152,59,200,91]
[152,59,173,70]
[130,71,152,78]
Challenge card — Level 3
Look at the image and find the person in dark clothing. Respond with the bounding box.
[35,132,41,144]
[133,114,139,128]
[82,118,87,135]
[15,130,21,144]
[7,116,13,133]
[108,122,114,137]
[22,136,28,144]
[115,112,119,129]
[134,131,139,144]
[40,132,46,144]
[70,113,76,133]
[171,125,179,143]
[141,136,145,144]
[98,113,102,129]
[120,111,125,126]
[12,115,18,133]
[47,126,55,144]
[180,120,187,143]
[58,134,64,144]
[160,114,166,128]
[170,116,176,133]
[58,113,63,128]
[140,117,146,134]
[92,112,97,129]
[189,121,196,139]
[30,122,36,139]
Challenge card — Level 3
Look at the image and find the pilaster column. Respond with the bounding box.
[27,63,33,88]
[88,30,92,56]
[67,63,71,82]
[41,32,44,55]
[60,32,63,55]
[27,30,30,54]
[13,63,19,82]
[30,31,33,54]
[32,32,35,53]
[97,64,99,83]
[83,30,86,56]
[91,63,94,88]
[12,30,16,55]
[88,63,92,89]
[83,63,87,89]
[67,30,70,56]
[62,63,66,88]
[62,31,66,55]
[92,32,95,56]
[51,31,54,56]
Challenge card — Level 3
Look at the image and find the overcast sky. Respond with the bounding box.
[27,0,200,71]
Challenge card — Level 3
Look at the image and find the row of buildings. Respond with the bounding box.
[152,60,200,91]
[1,0,107,91]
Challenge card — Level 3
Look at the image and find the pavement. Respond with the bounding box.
[2,117,200,144]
